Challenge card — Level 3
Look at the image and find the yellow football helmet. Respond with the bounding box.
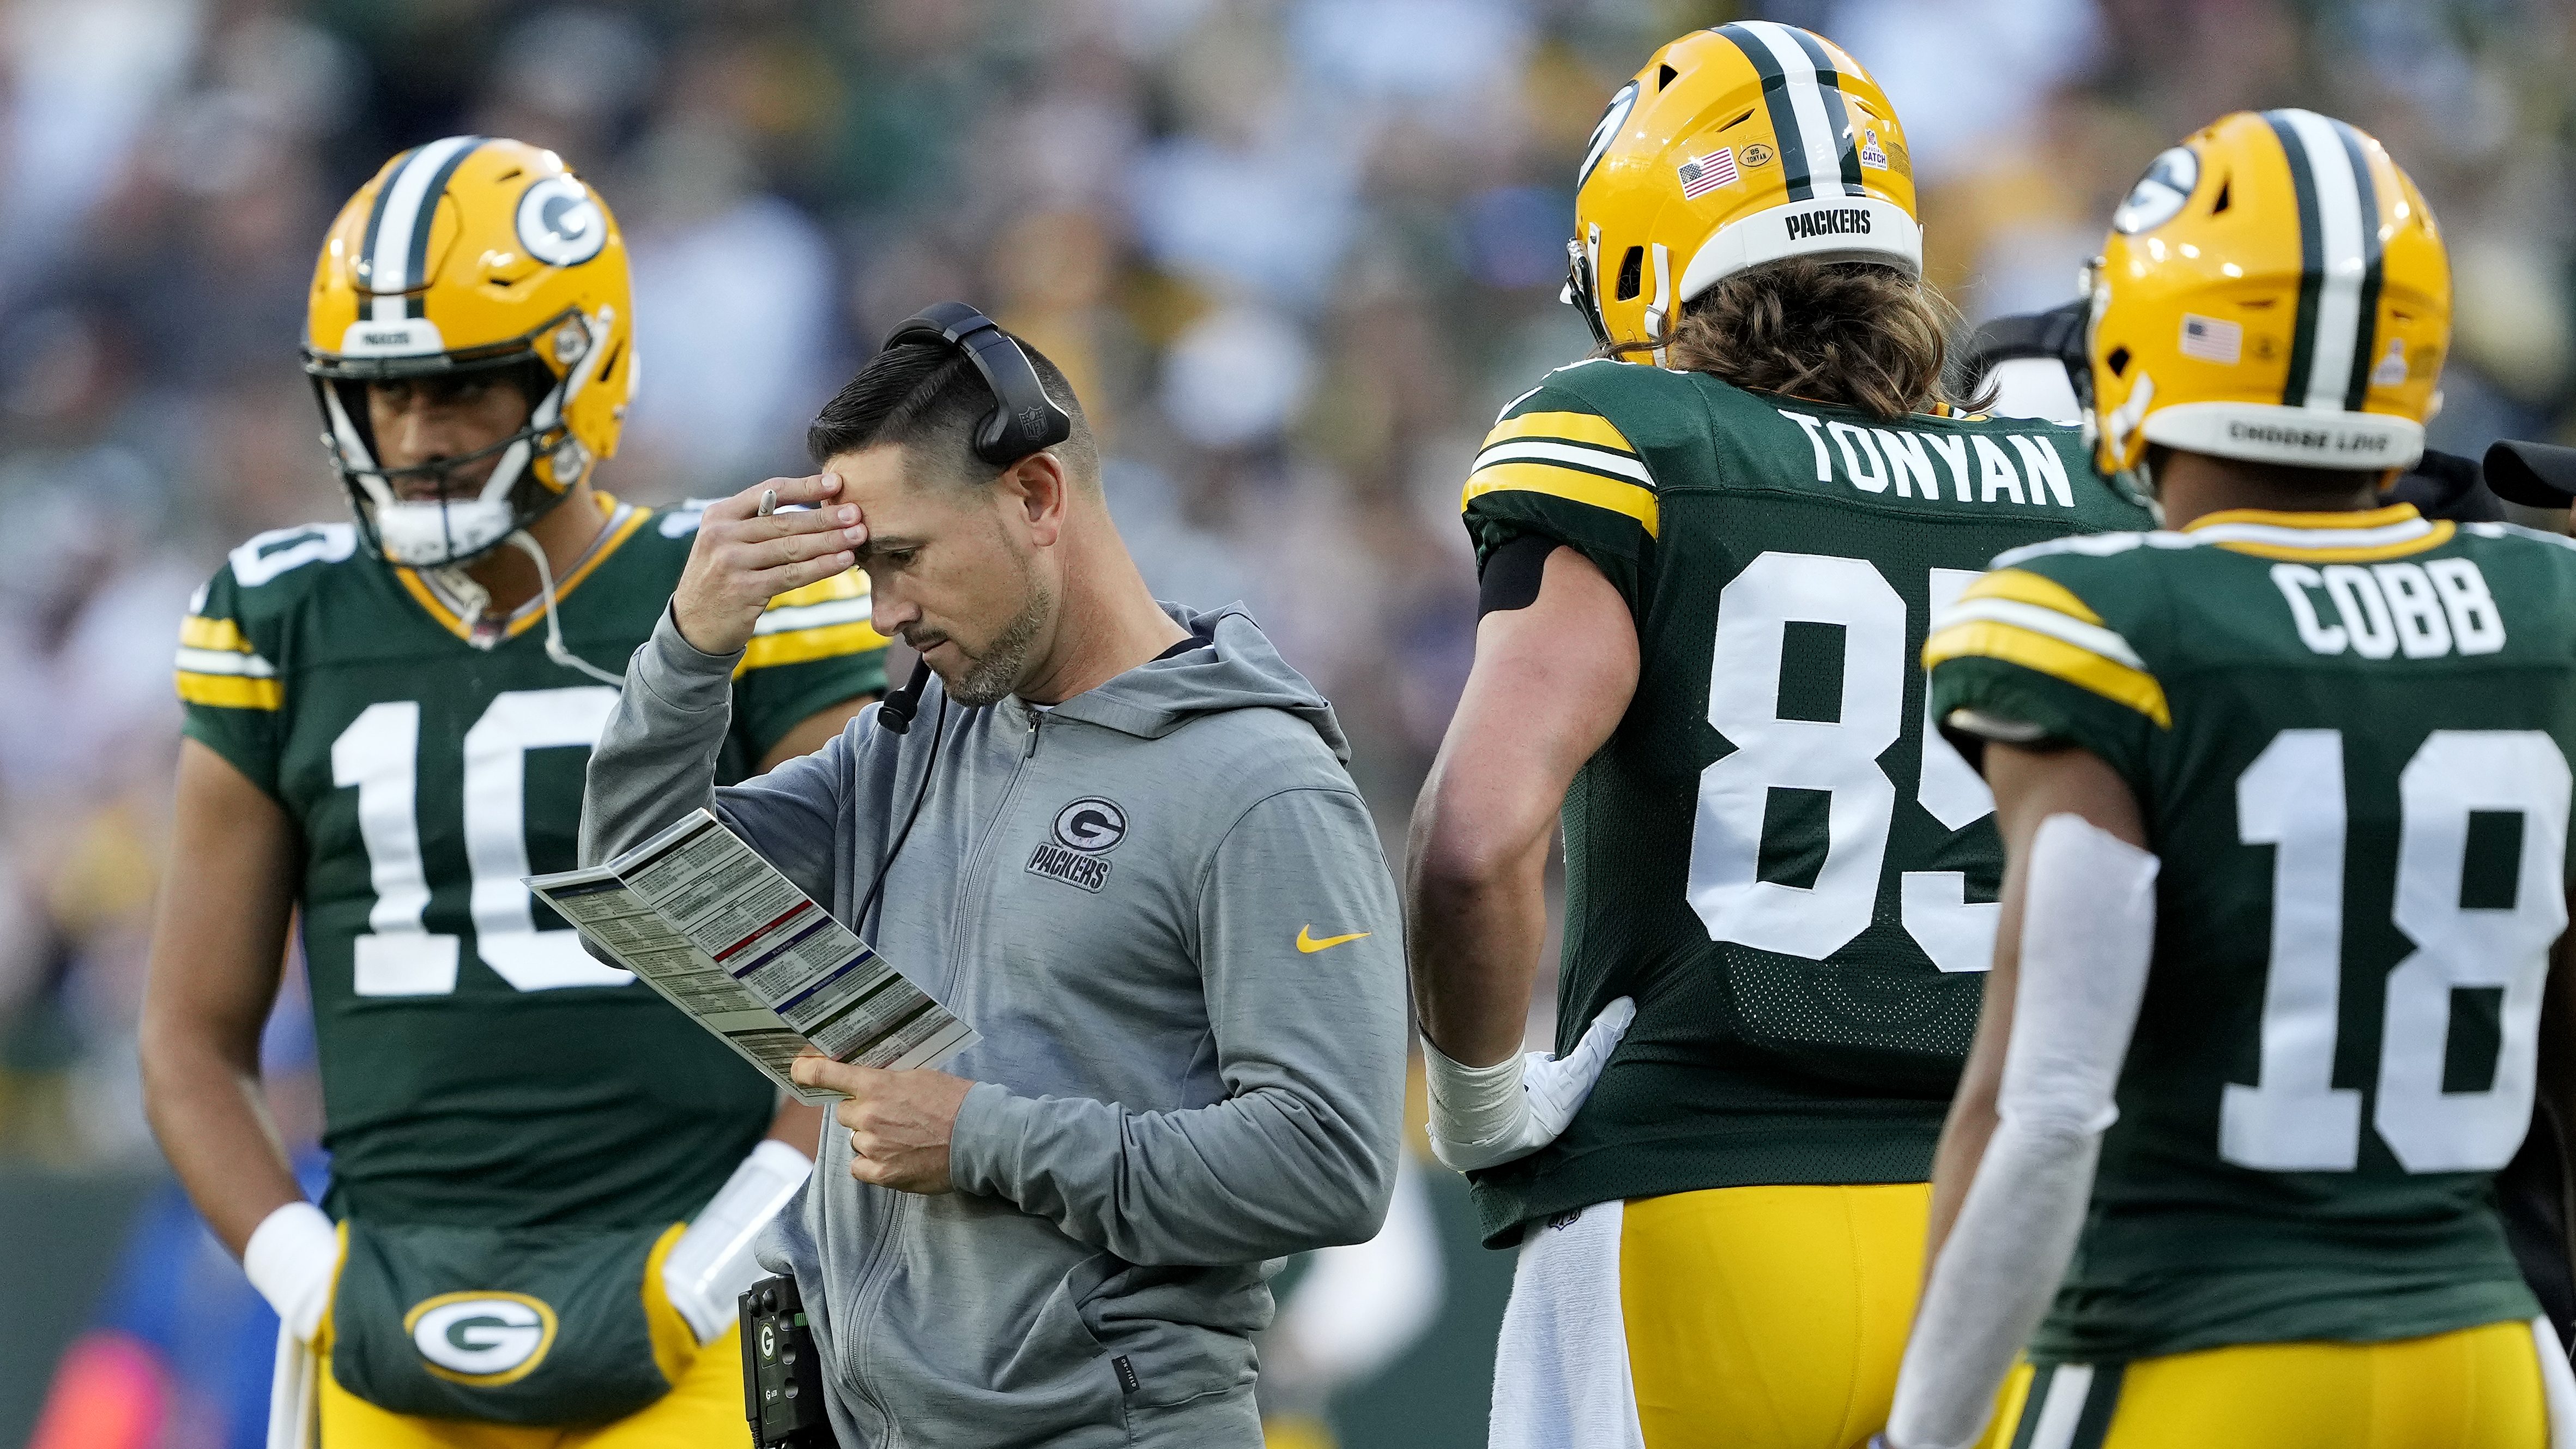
[303,136,635,566]
[2085,108,2448,480]
[1564,22,1920,358]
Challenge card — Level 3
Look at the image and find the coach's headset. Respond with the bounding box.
[870,302,1071,737]
[851,304,1071,931]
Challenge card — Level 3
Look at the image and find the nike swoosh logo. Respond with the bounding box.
[1296,926,1371,954]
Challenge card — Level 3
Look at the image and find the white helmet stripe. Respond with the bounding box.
[1733,21,1849,205]
[2275,108,2373,413]
[366,135,481,323]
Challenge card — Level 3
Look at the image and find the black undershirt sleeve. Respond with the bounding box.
[1477,532,1558,618]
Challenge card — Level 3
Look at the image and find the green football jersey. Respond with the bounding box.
[1927,504,2572,1362]
[1458,359,2152,1245]
[177,493,888,1229]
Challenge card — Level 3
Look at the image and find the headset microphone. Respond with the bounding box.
[878,657,933,735]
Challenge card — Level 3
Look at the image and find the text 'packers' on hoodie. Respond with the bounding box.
[580,602,1410,1448]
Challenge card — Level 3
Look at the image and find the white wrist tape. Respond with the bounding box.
[663,1139,812,1344]
[1422,1042,1529,1143]
[1423,997,1634,1173]
[244,1200,338,1344]
[1888,816,2157,1449]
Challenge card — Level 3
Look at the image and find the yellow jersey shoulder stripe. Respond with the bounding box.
[1933,596,2149,671]
[176,612,281,709]
[765,570,868,609]
[1481,409,1638,456]
[1473,437,1651,483]
[177,672,282,710]
[179,614,255,653]
[740,569,886,674]
[1465,407,1659,534]
[1924,618,2170,727]
[1955,567,2105,626]
[737,620,887,675]
[1460,462,1660,538]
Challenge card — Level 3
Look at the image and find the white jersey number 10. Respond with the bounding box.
[331,687,630,996]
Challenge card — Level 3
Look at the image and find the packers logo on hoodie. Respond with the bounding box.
[1027,797,1126,893]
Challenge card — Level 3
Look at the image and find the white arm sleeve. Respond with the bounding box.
[662,1139,812,1344]
[1886,814,2159,1449]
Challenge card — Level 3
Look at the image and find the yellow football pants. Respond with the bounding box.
[1981,1319,2555,1449]
[315,1325,749,1449]
[1623,1183,1930,1449]
[1491,1182,1930,1449]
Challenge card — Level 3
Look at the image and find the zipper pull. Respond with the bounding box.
[1023,707,1041,759]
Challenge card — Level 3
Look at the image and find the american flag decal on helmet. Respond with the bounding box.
[1678,148,1739,200]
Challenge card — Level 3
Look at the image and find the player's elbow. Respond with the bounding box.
[137,1000,229,1139]
[1407,811,1533,906]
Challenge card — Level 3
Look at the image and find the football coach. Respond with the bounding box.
[578,304,1407,1447]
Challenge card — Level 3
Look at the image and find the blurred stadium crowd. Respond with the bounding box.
[3,0,2573,1441]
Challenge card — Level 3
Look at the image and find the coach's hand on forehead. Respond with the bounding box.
[670,473,868,656]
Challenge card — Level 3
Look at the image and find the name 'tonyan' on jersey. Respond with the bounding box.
[1775,406,2084,509]
[1458,358,2151,1245]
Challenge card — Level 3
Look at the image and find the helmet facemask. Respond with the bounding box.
[306,310,604,567]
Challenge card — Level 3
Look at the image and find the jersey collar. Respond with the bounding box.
[2178,502,2454,563]
[395,492,648,647]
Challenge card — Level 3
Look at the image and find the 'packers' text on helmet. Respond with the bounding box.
[2085,109,2448,480]
[303,137,636,567]
[1564,22,1920,358]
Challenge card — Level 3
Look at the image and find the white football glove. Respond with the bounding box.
[1423,997,1636,1173]
[244,1200,339,1344]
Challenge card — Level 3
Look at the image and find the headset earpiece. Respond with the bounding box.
[880,302,1072,467]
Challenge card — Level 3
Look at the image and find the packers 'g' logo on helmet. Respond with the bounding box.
[303,137,636,567]
[514,175,607,268]
[2085,109,2449,480]
[1563,22,1921,360]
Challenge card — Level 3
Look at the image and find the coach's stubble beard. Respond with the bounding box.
[945,538,1053,708]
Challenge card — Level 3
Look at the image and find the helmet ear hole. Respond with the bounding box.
[1657,62,1679,90]
[2107,346,2132,377]
[1615,246,1645,302]
[2211,177,2232,214]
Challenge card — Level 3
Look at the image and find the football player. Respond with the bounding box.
[1889,111,2576,1448]
[1404,23,2154,1449]
[137,138,887,1447]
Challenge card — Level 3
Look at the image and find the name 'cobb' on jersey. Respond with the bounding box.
[1459,356,2152,1244]
[1926,507,2576,1363]
[176,496,888,1228]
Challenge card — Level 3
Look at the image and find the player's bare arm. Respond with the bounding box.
[1407,544,1637,1066]
[138,739,305,1259]
[1405,543,1642,1175]
[673,473,868,656]
[2539,905,2576,1278]
[1922,740,2146,1269]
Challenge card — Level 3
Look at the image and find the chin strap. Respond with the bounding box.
[505,530,626,686]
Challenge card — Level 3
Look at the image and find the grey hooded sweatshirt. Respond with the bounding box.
[579,601,1407,1448]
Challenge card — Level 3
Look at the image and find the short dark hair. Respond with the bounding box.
[806,330,1097,489]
